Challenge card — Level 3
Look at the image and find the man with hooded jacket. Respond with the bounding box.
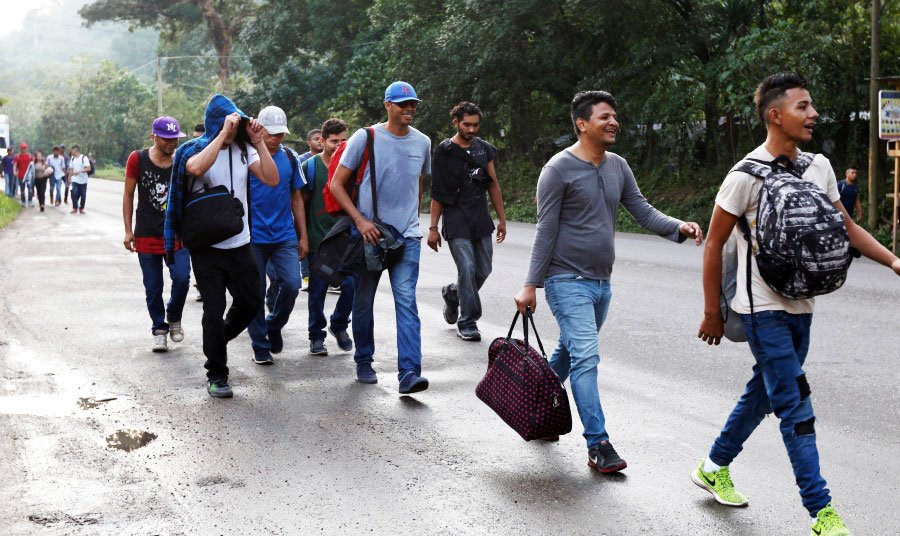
[164,94,279,398]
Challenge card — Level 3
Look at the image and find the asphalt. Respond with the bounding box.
[1,178,898,535]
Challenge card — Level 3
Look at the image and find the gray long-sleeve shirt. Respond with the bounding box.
[524,149,684,286]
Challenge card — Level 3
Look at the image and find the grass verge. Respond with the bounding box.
[93,164,126,182]
[0,194,22,229]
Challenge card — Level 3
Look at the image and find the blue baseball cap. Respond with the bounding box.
[384,81,421,103]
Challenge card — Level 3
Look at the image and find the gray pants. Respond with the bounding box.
[446,237,493,329]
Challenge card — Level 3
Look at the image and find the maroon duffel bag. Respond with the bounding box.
[476,309,572,441]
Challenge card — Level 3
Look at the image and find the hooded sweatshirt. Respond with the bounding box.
[164,94,250,259]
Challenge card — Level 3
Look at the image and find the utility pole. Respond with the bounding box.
[868,0,883,229]
[156,56,163,116]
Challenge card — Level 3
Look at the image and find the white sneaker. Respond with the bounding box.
[152,331,168,353]
[169,321,184,342]
[300,276,310,292]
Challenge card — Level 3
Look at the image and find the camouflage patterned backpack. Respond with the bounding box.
[733,153,852,303]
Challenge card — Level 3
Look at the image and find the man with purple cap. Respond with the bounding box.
[329,81,432,394]
[123,116,191,352]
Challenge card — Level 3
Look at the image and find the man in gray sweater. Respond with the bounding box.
[515,90,703,473]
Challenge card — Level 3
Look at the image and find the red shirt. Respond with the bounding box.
[14,153,32,179]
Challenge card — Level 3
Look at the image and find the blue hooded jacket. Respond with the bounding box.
[163,94,249,259]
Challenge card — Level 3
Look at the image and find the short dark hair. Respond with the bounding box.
[321,118,348,139]
[570,91,617,136]
[307,129,322,140]
[71,144,80,151]
[52,146,60,151]
[754,73,807,123]
[450,101,482,122]
[193,124,205,133]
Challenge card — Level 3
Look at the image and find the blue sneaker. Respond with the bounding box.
[398,371,429,394]
[253,348,274,365]
[356,362,378,384]
[328,325,353,352]
[207,379,233,398]
[309,339,328,356]
[268,328,283,354]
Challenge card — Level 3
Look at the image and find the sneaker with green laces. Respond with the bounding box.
[810,504,851,536]
[691,461,748,507]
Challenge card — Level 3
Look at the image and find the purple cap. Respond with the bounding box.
[152,116,186,139]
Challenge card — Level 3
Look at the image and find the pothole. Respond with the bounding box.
[105,429,157,452]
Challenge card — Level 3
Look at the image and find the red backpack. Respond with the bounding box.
[323,126,374,216]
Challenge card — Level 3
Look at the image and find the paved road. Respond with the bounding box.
[1,178,898,535]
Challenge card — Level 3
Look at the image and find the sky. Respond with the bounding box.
[1,0,67,38]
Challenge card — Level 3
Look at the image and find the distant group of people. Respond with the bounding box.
[113,73,900,536]
[2,142,93,213]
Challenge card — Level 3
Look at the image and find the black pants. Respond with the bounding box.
[190,244,262,381]
[34,177,48,207]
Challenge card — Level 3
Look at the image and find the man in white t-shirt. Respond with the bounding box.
[68,145,91,214]
[694,73,900,536]
[181,96,280,399]
[46,146,66,206]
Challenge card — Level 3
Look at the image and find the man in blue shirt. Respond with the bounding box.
[837,167,861,222]
[2,150,15,198]
[247,105,309,364]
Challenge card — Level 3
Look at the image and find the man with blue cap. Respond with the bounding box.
[329,81,432,394]
[164,94,280,398]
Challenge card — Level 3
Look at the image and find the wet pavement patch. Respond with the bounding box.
[77,396,116,410]
[28,512,100,526]
[105,429,157,452]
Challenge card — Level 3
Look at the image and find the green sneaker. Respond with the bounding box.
[691,461,748,507]
[810,504,851,536]
[207,379,233,398]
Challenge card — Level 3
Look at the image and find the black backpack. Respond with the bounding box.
[732,153,852,304]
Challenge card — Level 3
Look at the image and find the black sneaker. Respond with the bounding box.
[207,379,233,398]
[268,328,283,354]
[309,339,328,356]
[327,325,353,352]
[456,325,481,341]
[253,348,274,365]
[441,284,459,325]
[588,441,627,473]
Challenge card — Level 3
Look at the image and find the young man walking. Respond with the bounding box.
[330,81,432,394]
[302,118,356,356]
[246,105,309,365]
[164,94,279,398]
[514,90,703,472]
[47,146,66,207]
[13,143,33,207]
[695,73,900,536]
[429,101,507,342]
[123,116,191,352]
[837,167,861,223]
[297,128,324,290]
[68,145,91,214]
[2,149,15,198]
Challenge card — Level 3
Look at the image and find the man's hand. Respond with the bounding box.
[220,112,241,140]
[356,217,381,245]
[123,231,135,252]
[299,237,309,260]
[892,258,900,276]
[496,221,507,243]
[698,311,724,346]
[680,222,704,245]
[246,118,265,144]
[427,228,441,251]
[514,285,537,314]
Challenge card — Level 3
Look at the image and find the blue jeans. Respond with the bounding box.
[352,237,422,379]
[708,310,829,516]
[248,240,302,351]
[49,176,62,204]
[544,275,613,448]
[4,172,15,197]
[307,251,355,342]
[71,182,87,209]
[18,178,33,205]
[138,249,191,334]
[446,237,493,329]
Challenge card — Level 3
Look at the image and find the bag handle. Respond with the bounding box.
[505,307,547,357]
[228,145,234,196]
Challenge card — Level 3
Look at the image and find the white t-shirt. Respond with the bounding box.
[70,154,90,185]
[46,155,66,179]
[193,143,260,249]
[716,144,840,314]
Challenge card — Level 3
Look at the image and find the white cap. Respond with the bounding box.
[258,105,290,135]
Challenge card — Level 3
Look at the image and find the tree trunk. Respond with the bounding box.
[196,0,233,91]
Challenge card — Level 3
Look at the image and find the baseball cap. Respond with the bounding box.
[152,116,186,139]
[258,106,290,135]
[19,142,27,149]
[384,81,421,103]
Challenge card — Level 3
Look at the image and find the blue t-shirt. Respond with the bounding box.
[2,154,14,176]
[249,146,306,244]
[339,124,431,238]
[837,179,859,217]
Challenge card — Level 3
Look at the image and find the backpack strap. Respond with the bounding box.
[365,127,377,218]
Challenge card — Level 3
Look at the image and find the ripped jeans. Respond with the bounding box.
[708,310,830,516]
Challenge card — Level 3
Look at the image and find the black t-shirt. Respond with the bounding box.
[132,149,173,238]
[432,137,497,240]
